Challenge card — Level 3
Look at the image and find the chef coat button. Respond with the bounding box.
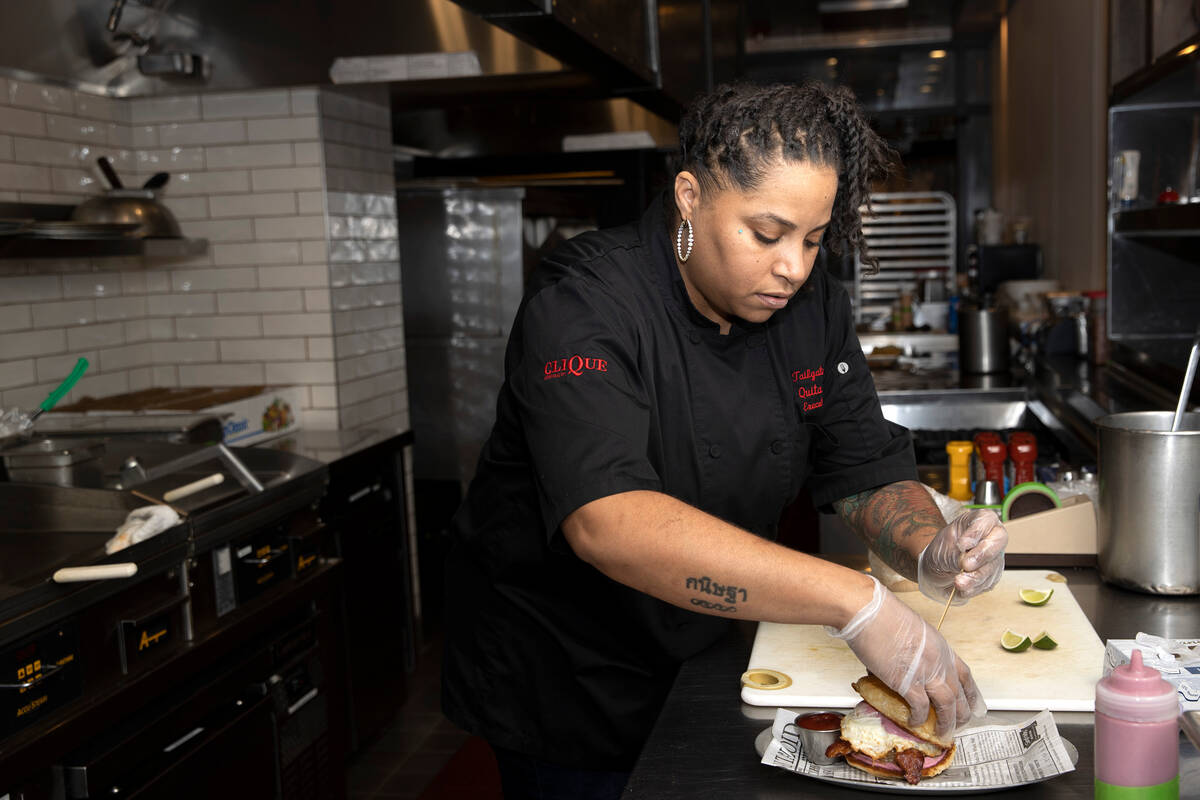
[708,444,722,458]
[770,440,784,455]
[689,332,701,344]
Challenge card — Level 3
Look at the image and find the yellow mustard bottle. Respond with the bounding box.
[946,441,973,501]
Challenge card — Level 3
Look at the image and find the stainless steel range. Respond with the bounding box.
[0,435,345,798]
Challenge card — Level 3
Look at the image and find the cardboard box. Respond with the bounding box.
[205,386,304,446]
[1004,493,1096,556]
[54,385,304,447]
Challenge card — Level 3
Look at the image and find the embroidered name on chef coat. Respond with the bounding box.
[544,354,609,381]
[792,365,825,412]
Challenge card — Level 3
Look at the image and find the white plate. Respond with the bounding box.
[754,727,1079,795]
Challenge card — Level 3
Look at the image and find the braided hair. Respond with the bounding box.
[673,81,894,273]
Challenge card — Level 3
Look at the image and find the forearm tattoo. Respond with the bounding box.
[685,575,747,613]
[833,480,944,578]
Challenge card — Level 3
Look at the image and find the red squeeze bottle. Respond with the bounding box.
[1009,431,1038,485]
[973,432,1007,488]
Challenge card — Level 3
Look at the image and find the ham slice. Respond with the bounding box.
[846,748,952,785]
[847,748,949,772]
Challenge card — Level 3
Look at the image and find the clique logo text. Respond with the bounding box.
[544,355,608,380]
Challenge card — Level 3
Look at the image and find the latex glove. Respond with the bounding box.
[918,508,1008,605]
[827,575,985,736]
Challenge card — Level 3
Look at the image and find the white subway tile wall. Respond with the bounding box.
[145,81,329,435]
[322,86,407,432]
[0,79,408,436]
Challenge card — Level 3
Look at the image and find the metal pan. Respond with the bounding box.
[0,219,31,236]
[19,220,141,239]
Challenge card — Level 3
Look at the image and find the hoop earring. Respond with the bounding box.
[676,218,694,262]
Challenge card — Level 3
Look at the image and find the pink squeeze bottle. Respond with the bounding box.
[1094,650,1180,799]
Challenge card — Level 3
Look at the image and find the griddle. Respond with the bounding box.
[0,440,326,640]
[0,483,190,632]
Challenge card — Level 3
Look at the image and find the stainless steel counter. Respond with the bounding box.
[265,427,412,465]
[624,568,1200,798]
[622,349,1198,796]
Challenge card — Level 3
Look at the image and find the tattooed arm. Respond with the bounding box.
[564,488,987,734]
[562,490,876,628]
[832,480,944,579]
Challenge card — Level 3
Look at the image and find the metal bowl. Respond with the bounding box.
[69,190,182,238]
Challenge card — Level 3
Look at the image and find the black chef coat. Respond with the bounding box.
[441,193,916,770]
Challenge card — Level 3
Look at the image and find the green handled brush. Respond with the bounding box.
[28,357,89,423]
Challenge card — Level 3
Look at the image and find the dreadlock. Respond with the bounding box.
[673,80,895,273]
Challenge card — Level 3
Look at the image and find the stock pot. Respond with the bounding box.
[1097,410,1200,594]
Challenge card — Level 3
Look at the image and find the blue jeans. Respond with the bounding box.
[490,745,630,800]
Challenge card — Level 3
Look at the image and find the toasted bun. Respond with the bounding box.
[851,675,953,750]
[844,743,956,781]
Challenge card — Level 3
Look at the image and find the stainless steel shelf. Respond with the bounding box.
[0,236,208,259]
[854,191,956,325]
[1112,204,1200,236]
[858,332,958,354]
[0,201,207,260]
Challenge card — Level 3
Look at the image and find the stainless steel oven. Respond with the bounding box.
[58,640,277,798]
[268,613,337,799]
[58,606,336,799]
[0,438,345,799]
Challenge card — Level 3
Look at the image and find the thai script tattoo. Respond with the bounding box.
[685,575,747,612]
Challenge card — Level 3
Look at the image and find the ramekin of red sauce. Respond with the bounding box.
[795,711,844,731]
[793,711,844,765]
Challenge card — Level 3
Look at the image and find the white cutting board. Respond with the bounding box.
[742,570,1104,712]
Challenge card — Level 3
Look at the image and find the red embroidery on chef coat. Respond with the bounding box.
[792,364,825,412]
[544,355,608,381]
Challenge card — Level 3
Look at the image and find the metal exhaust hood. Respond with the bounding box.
[445,0,660,88]
[0,0,720,156]
[0,0,628,98]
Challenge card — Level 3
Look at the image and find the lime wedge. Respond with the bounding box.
[1032,631,1058,650]
[1019,588,1054,606]
[1001,630,1032,652]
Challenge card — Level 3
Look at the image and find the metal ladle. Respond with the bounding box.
[1171,331,1200,432]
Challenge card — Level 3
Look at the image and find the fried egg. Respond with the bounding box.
[840,702,943,759]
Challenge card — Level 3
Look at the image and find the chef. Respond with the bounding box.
[441,80,1008,800]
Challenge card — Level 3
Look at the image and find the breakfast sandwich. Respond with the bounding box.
[824,675,956,785]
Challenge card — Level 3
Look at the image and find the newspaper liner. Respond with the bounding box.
[762,707,1076,790]
[1104,632,1200,712]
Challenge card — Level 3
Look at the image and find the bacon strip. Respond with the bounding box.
[825,739,853,759]
[894,748,925,785]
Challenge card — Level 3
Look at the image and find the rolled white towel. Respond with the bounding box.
[105,505,181,554]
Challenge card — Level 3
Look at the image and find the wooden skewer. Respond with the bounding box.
[131,489,188,518]
[936,586,956,631]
